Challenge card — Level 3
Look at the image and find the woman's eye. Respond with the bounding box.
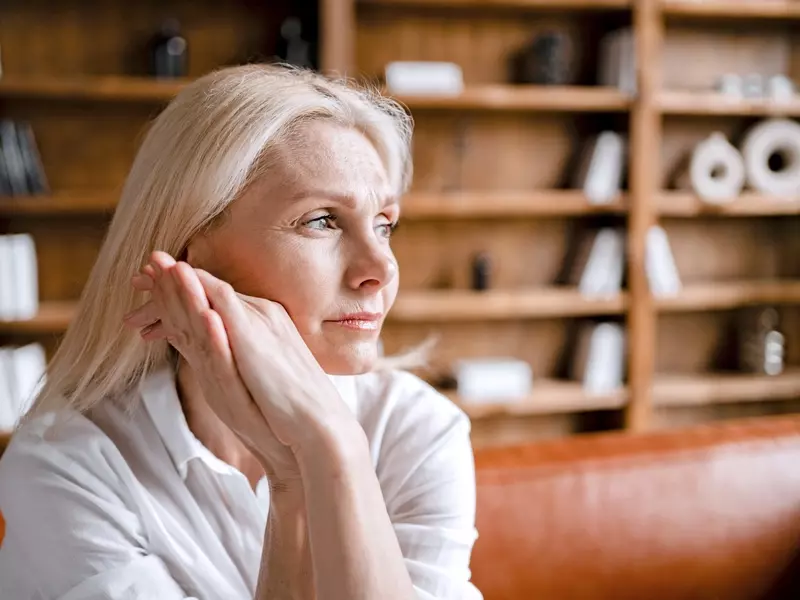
[377,221,398,238]
[304,214,337,231]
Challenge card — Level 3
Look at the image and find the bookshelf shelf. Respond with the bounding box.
[653,369,800,407]
[657,192,800,217]
[0,301,76,334]
[401,190,627,219]
[0,192,117,216]
[662,1,800,19]
[445,381,628,419]
[391,288,627,321]
[361,0,632,9]
[657,90,800,117]
[656,280,800,312]
[394,85,632,112]
[0,75,187,103]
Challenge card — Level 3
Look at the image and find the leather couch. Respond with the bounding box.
[471,414,800,600]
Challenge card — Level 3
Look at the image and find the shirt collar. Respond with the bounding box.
[139,364,359,480]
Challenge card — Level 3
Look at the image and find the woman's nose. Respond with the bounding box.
[345,242,397,292]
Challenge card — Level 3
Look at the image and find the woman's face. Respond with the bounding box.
[186,121,400,375]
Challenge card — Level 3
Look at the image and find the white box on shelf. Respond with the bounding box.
[454,358,532,404]
[0,236,16,321]
[8,233,39,320]
[385,61,464,96]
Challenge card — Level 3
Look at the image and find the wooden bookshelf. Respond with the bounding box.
[0,301,76,334]
[391,288,627,321]
[657,280,800,312]
[662,1,800,20]
[0,75,186,103]
[361,0,632,9]
[657,90,800,117]
[653,369,800,407]
[394,86,632,112]
[401,190,627,219]
[447,381,628,419]
[0,192,117,216]
[657,192,800,217]
[2,0,798,447]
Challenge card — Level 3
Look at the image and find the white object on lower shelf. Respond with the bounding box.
[578,228,625,299]
[0,233,39,321]
[646,225,682,298]
[454,358,532,404]
[385,61,464,96]
[0,342,46,429]
[572,322,626,394]
[573,131,627,206]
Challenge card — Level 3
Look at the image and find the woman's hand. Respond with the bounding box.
[124,251,359,470]
[123,251,299,487]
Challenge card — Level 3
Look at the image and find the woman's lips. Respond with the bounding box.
[326,313,383,331]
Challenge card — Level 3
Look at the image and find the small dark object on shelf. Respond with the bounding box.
[471,252,491,291]
[275,17,313,69]
[510,31,576,86]
[149,19,188,79]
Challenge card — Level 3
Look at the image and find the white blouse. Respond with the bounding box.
[0,367,482,599]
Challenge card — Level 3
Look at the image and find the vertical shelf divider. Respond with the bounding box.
[626,0,663,431]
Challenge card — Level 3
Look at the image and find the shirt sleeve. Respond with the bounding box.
[0,414,192,600]
[376,373,484,600]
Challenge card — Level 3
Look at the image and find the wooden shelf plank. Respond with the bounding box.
[657,280,800,312]
[394,85,632,112]
[401,190,627,219]
[391,288,627,321]
[444,381,628,419]
[0,192,117,216]
[657,192,800,217]
[654,369,800,407]
[0,290,627,333]
[362,0,631,8]
[0,75,187,102]
[663,1,800,19]
[658,90,800,117]
[0,301,76,334]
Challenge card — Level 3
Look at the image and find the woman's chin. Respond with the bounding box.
[313,340,380,375]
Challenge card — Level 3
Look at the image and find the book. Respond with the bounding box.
[0,139,11,196]
[0,120,30,196]
[645,226,682,297]
[568,227,626,299]
[572,132,627,205]
[0,233,38,321]
[16,121,49,195]
[571,322,626,394]
[0,236,15,320]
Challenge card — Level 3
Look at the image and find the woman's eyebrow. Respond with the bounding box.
[292,190,395,209]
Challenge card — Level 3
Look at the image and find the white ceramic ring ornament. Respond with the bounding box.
[741,119,800,198]
[689,132,746,204]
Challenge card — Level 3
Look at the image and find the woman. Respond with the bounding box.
[0,65,481,599]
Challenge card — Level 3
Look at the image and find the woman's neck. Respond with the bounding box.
[175,359,265,490]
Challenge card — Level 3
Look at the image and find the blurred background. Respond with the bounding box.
[0,0,798,449]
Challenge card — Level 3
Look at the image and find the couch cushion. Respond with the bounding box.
[472,415,800,600]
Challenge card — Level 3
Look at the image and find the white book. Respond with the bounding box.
[572,322,626,394]
[573,132,626,205]
[0,235,15,320]
[579,228,625,298]
[0,346,18,430]
[8,233,38,320]
[646,226,682,297]
[385,62,464,96]
[9,342,46,420]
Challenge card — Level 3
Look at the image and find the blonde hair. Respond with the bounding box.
[22,64,415,424]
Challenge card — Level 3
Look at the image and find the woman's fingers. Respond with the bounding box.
[194,269,250,334]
